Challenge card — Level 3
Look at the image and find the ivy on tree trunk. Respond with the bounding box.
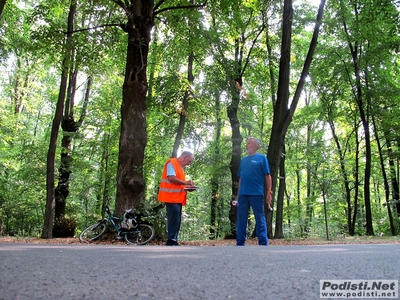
[115,1,154,214]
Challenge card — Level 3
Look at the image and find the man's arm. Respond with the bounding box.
[166,161,193,186]
[168,176,193,186]
[265,174,272,208]
[265,174,272,193]
[232,178,241,205]
[235,178,241,198]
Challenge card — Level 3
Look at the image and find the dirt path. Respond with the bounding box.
[1,235,398,246]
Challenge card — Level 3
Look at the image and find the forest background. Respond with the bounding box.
[0,0,399,243]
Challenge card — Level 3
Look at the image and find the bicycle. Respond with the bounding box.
[79,205,155,245]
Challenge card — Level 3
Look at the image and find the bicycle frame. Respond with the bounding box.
[79,205,155,245]
[104,206,143,236]
[104,206,130,236]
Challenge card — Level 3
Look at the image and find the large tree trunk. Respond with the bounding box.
[267,0,325,237]
[266,0,293,237]
[115,1,154,214]
[227,81,242,237]
[114,1,205,214]
[54,67,77,219]
[54,76,90,220]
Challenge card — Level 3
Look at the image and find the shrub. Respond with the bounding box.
[52,216,77,237]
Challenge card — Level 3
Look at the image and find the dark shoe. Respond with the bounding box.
[166,239,179,246]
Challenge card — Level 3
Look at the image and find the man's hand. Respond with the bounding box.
[266,193,272,209]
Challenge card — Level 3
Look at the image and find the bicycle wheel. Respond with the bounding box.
[125,224,155,245]
[79,222,107,242]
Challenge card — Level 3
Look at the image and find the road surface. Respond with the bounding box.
[0,243,399,299]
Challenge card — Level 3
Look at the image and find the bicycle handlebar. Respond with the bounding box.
[104,206,121,219]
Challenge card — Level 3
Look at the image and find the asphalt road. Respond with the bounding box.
[0,243,399,300]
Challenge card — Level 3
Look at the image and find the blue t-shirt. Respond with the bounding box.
[166,161,184,177]
[166,162,176,176]
[238,153,270,196]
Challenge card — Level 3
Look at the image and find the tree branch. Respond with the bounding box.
[242,23,266,74]
[110,0,130,16]
[63,23,123,35]
[155,1,207,16]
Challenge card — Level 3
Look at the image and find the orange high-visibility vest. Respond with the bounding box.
[158,158,187,206]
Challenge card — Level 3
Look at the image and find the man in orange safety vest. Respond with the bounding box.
[158,151,195,246]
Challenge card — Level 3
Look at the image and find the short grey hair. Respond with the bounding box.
[180,151,193,158]
[248,137,260,149]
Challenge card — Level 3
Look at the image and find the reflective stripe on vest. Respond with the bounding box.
[159,187,184,193]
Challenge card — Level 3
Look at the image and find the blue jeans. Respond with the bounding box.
[165,203,182,242]
[236,195,268,246]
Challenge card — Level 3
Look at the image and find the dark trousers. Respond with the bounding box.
[165,203,182,242]
[236,195,268,246]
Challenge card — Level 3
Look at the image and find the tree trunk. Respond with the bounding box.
[227,82,242,237]
[386,138,399,231]
[351,125,360,235]
[350,46,374,235]
[0,0,6,20]
[305,116,312,235]
[373,117,396,235]
[328,119,353,235]
[54,76,90,219]
[100,130,112,218]
[42,66,68,239]
[172,51,194,158]
[385,136,400,216]
[54,66,77,219]
[315,165,329,240]
[227,36,245,237]
[41,2,76,238]
[210,91,222,239]
[386,138,400,217]
[115,1,154,214]
[273,144,286,238]
[268,0,325,238]
[266,0,293,236]
[359,95,374,236]
[341,0,374,235]
[322,188,329,241]
[265,18,278,238]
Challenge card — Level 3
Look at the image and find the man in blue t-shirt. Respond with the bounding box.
[234,137,272,246]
